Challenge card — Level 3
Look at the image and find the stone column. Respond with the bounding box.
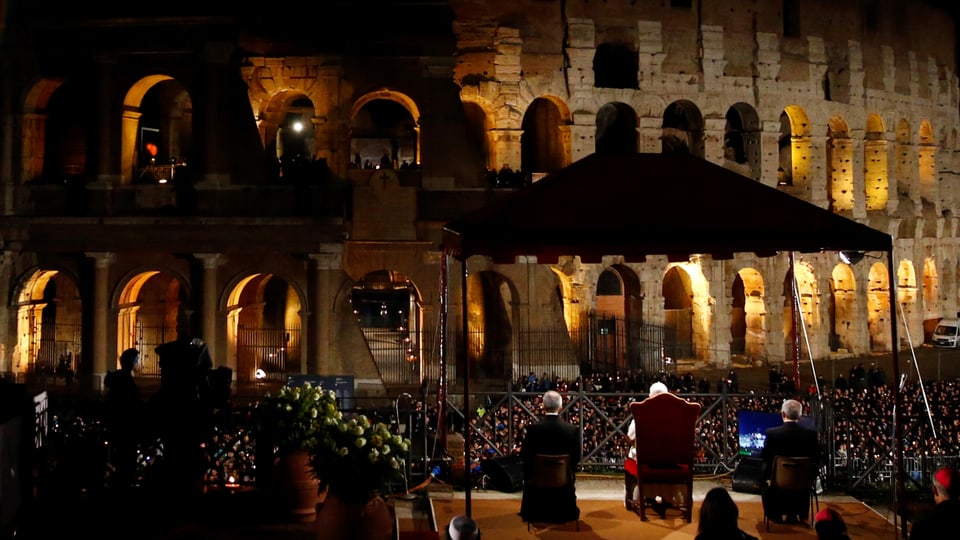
[195,253,224,369]
[703,118,725,166]
[760,121,782,188]
[94,56,119,185]
[491,129,523,171]
[86,252,115,391]
[308,244,344,375]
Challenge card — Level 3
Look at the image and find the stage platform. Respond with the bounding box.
[409,476,901,540]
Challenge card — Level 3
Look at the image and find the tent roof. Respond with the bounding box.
[442,152,892,263]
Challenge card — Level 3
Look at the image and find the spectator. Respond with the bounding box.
[814,507,850,540]
[695,486,758,540]
[910,466,960,539]
[104,347,143,490]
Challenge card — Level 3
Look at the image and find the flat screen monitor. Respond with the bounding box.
[737,410,816,457]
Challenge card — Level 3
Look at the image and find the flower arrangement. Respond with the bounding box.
[256,382,338,454]
[310,411,411,504]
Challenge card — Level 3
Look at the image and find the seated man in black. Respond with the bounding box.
[760,398,820,524]
[519,390,581,524]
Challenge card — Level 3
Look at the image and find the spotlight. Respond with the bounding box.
[838,251,866,265]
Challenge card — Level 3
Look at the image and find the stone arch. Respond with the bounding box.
[724,103,761,180]
[461,98,497,171]
[550,266,577,333]
[663,262,711,363]
[661,100,704,158]
[521,96,571,176]
[595,102,638,154]
[922,257,940,340]
[349,269,424,383]
[731,268,766,363]
[350,89,422,167]
[466,270,519,381]
[897,259,919,346]
[783,261,819,361]
[867,262,891,352]
[12,268,82,377]
[895,118,914,199]
[350,92,420,170]
[594,264,643,371]
[918,120,937,204]
[593,42,639,89]
[115,268,191,375]
[829,263,857,353]
[224,271,305,383]
[258,91,319,173]
[864,113,889,211]
[121,75,192,184]
[21,78,69,183]
[778,105,812,190]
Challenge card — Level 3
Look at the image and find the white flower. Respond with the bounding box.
[339,447,349,456]
[355,437,367,448]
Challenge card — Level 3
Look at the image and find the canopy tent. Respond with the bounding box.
[442,152,892,262]
[438,151,903,537]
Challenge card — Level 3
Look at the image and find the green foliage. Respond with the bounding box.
[258,381,411,503]
[311,411,411,504]
[256,382,337,455]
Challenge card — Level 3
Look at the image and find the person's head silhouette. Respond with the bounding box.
[446,514,480,540]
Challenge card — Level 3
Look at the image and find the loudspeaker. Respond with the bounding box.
[482,455,524,493]
[732,457,766,494]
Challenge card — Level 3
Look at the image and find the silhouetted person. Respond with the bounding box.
[814,507,851,540]
[760,399,820,524]
[104,348,143,489]
[696,486,758,540]
[446,514,481,539]
[152,337,214,498]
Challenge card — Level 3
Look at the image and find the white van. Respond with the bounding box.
[933,319,960,348]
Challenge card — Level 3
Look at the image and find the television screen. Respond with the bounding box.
[737,410,816,457]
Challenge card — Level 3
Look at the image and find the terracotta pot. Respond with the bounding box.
[274,448,320,522]
[315,493,396,540]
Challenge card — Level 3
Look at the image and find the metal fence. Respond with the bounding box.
[31,387,955,507]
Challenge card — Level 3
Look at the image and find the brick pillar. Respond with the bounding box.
[195,253,224,370]
[308,245,344,375]
[86,252,116,392]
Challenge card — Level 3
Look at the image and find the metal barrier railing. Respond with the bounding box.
[32,388,957,501]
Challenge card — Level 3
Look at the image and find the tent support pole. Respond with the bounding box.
[461,258,472,515]
[789,251,801,394]
[438,251,448,456]
[887,249,905,539]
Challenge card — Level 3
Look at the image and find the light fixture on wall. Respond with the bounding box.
[838,250,882,265]
[838,250,865,265]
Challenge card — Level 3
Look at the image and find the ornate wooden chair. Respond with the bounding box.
[521,453,580,531]
[763,455,819,531]
[628,393,702,522]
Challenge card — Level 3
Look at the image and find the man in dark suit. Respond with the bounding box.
[760,398,820,524]
[519,390,581,524]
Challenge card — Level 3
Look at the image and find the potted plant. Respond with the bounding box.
[311,410,412,539]
[255,382,338,520]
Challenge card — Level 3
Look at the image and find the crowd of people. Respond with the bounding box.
[421,366,960,481]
